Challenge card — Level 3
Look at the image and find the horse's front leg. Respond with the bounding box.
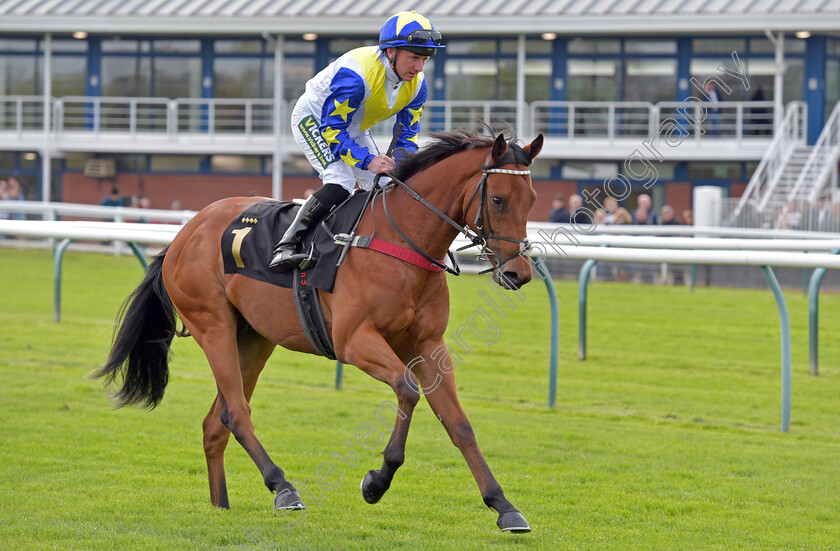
[415,344,531,533]
[339,326,421,504]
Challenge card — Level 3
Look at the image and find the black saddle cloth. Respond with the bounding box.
[220,192,368,292]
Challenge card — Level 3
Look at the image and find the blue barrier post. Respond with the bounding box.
[335,361,343,390]
[578,259,598,360]
[760,266,791,433]
[53,238,72,323]
[533,257,559,408]
[807,248,840,376]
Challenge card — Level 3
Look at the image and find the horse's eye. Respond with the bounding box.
[492,196,505,209]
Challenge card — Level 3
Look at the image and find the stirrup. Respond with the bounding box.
[269,247,311,272]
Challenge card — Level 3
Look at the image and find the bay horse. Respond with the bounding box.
[96,129,544,533]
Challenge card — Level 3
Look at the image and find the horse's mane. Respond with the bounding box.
[393,128,531,182]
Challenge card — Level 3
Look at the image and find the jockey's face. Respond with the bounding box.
[387,48,429,81]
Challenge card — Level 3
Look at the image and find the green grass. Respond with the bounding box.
[3,247,840,550]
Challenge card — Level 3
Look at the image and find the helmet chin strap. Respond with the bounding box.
[387,48,404,82]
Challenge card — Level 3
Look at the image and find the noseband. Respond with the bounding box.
[380,148,532,276]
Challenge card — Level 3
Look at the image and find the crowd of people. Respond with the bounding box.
[548,192,692,228]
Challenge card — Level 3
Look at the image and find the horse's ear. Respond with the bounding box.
[491,133,508,162]
[523,133,544,161]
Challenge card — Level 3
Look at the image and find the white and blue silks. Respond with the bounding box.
[291,46,428,192]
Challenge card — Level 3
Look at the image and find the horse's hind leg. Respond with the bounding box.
[202,319,277,508]
[174,290,302,510]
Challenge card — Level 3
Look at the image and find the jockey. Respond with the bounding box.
[269,10,445,272]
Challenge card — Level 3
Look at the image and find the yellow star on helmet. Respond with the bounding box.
[322,126,340,145]
[407,106,423,127]
[330,99,356,123]
[340,150,362,167]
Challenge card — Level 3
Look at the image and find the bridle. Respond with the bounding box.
[380,148,532,276]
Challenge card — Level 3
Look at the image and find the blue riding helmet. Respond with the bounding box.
[379,11,445,57]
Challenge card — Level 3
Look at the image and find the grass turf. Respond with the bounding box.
[2,247,840,550]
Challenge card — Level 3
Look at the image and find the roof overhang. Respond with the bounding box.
[1,14,839,36]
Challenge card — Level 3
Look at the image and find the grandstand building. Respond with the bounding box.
[1,1,839,225]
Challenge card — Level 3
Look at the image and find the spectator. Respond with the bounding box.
[568,193,593,226]
[660,205,681,225]
[633,193,656,225]
[602,196,618,225]
[705,81,721,136]
[613,207,633,225]
[101,187,124,207]
[682,210,694,225]
[548,194,569,223]
[0,179,9,221]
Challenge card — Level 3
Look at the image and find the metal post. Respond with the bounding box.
[760,266,791,433]
[578,259,598,360]
[272,34,285,201]
[534,258,559,408]
[807,248,840,376]
[127,242,149,269]
[42,32,52,203]
[516,34,526,135]
[53,237,71,323]
[335,362,343,390]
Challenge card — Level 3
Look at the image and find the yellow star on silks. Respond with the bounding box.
[330,99,356,122]
[340,150,362,167]
[322,126,340,145]
[407,106,422,127]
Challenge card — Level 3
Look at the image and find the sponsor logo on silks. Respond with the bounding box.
[298,115,337,169]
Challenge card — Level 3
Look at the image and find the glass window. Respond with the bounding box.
[114,154,148,172]
[562,161,618,180]
[527,39,553,55]
[211,155,262,173]
[51,57,86,96]
[64,154,87,171]
[624,60,676,103]
[284,40,316,54]
[625,40,677,55]
[525,59,551,103]
[102,57,151,96]
[0,39,37,52]
[215,40,262,54]
[329,39,375,55]
[686,162,741,179]
[445,59,497,100]
[827,60,840,117]
[568,38,620,55]
[102,38,151,53]
[154,57,202,98]
[215,58,266,98]
[748,36,804,54]
[51,38,88,53]
[150,155,202,172]
[446,40,497,55]
[153,40,201,53]
[567,59,619,101]
[284,57,315,100]
[692,39,746,54]
[0,55,37,94]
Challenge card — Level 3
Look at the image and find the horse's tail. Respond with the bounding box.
[93,247,177,409]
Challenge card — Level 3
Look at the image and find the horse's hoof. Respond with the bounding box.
[273,489,305,511]
[497,511,531,533]
[360,470,388,504]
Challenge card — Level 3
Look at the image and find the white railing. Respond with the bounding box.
[1,95,781,144]
[733,101,807,217]
[0,199,195,224]
[656,100,775,141]
[787,101,840,203]
[54,96,282,138]
[0,95,49,134]
[530,101,655,142]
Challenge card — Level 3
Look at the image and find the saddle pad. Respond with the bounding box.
[220,193,369,292]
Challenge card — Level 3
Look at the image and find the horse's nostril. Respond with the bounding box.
[501,271,522,289]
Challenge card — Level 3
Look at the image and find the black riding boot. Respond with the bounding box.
[269,195,330,272]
